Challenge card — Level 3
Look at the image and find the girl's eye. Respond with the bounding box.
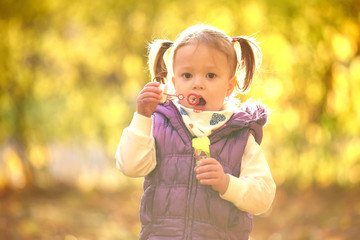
[206,73,216,79]
[183,73,192,79]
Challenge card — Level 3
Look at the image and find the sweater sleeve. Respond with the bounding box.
[115,112,157,177]
[220,134,276,215]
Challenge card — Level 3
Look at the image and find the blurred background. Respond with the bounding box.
[0,0,359,239]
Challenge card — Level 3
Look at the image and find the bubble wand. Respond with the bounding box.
[163,92,200,106]
[159,84,201,106]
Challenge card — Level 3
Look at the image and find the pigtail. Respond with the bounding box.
[232,36,262,93]
[147,40,173,84]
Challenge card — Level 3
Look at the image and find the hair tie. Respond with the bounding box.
[153,71,168,83]
[232,37,239,43]
[161,42,174,48]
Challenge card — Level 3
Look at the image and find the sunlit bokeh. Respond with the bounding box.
[0,0,359,239]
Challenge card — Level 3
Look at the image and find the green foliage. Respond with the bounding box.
[0,0,359,190]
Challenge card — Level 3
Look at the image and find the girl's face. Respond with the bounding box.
[172,42,236,111]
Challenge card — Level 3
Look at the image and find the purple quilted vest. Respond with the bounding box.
[139,101,267,240]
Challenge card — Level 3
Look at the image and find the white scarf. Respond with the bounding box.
[173,100,234,137]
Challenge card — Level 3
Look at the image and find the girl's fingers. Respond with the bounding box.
[195,158,224,182]
[198,158,218,165]
[196,171,219,180]
[139,86,162,95]
[136,82,162,117]
[138,91,162,101]
[198,178,218,185]
[142,82,161,92]
[195,166,218,175]
[195,162,221,174]
[146,81,160,87]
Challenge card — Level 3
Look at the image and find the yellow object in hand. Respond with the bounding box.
[192,137,210,166]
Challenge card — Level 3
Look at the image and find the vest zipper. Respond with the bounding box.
[169,102,196,239]
[184,147,196,239]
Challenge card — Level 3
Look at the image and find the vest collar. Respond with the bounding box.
[154,100,267,145]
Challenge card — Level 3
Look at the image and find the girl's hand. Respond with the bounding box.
[195,158,230,195]
[137,82,162,117]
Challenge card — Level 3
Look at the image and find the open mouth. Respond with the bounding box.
[185,93,206,110]
[196,96,206,107]
[193,96,206,110]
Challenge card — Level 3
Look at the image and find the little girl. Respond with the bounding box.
[115,24,276,240]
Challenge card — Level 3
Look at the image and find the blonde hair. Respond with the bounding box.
[147,24,262,93]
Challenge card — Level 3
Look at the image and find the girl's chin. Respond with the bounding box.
[193,105,206,111]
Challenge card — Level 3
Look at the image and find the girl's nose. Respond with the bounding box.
[192,77,205,90]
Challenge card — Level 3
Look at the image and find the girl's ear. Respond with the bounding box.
[227,76,237,96]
